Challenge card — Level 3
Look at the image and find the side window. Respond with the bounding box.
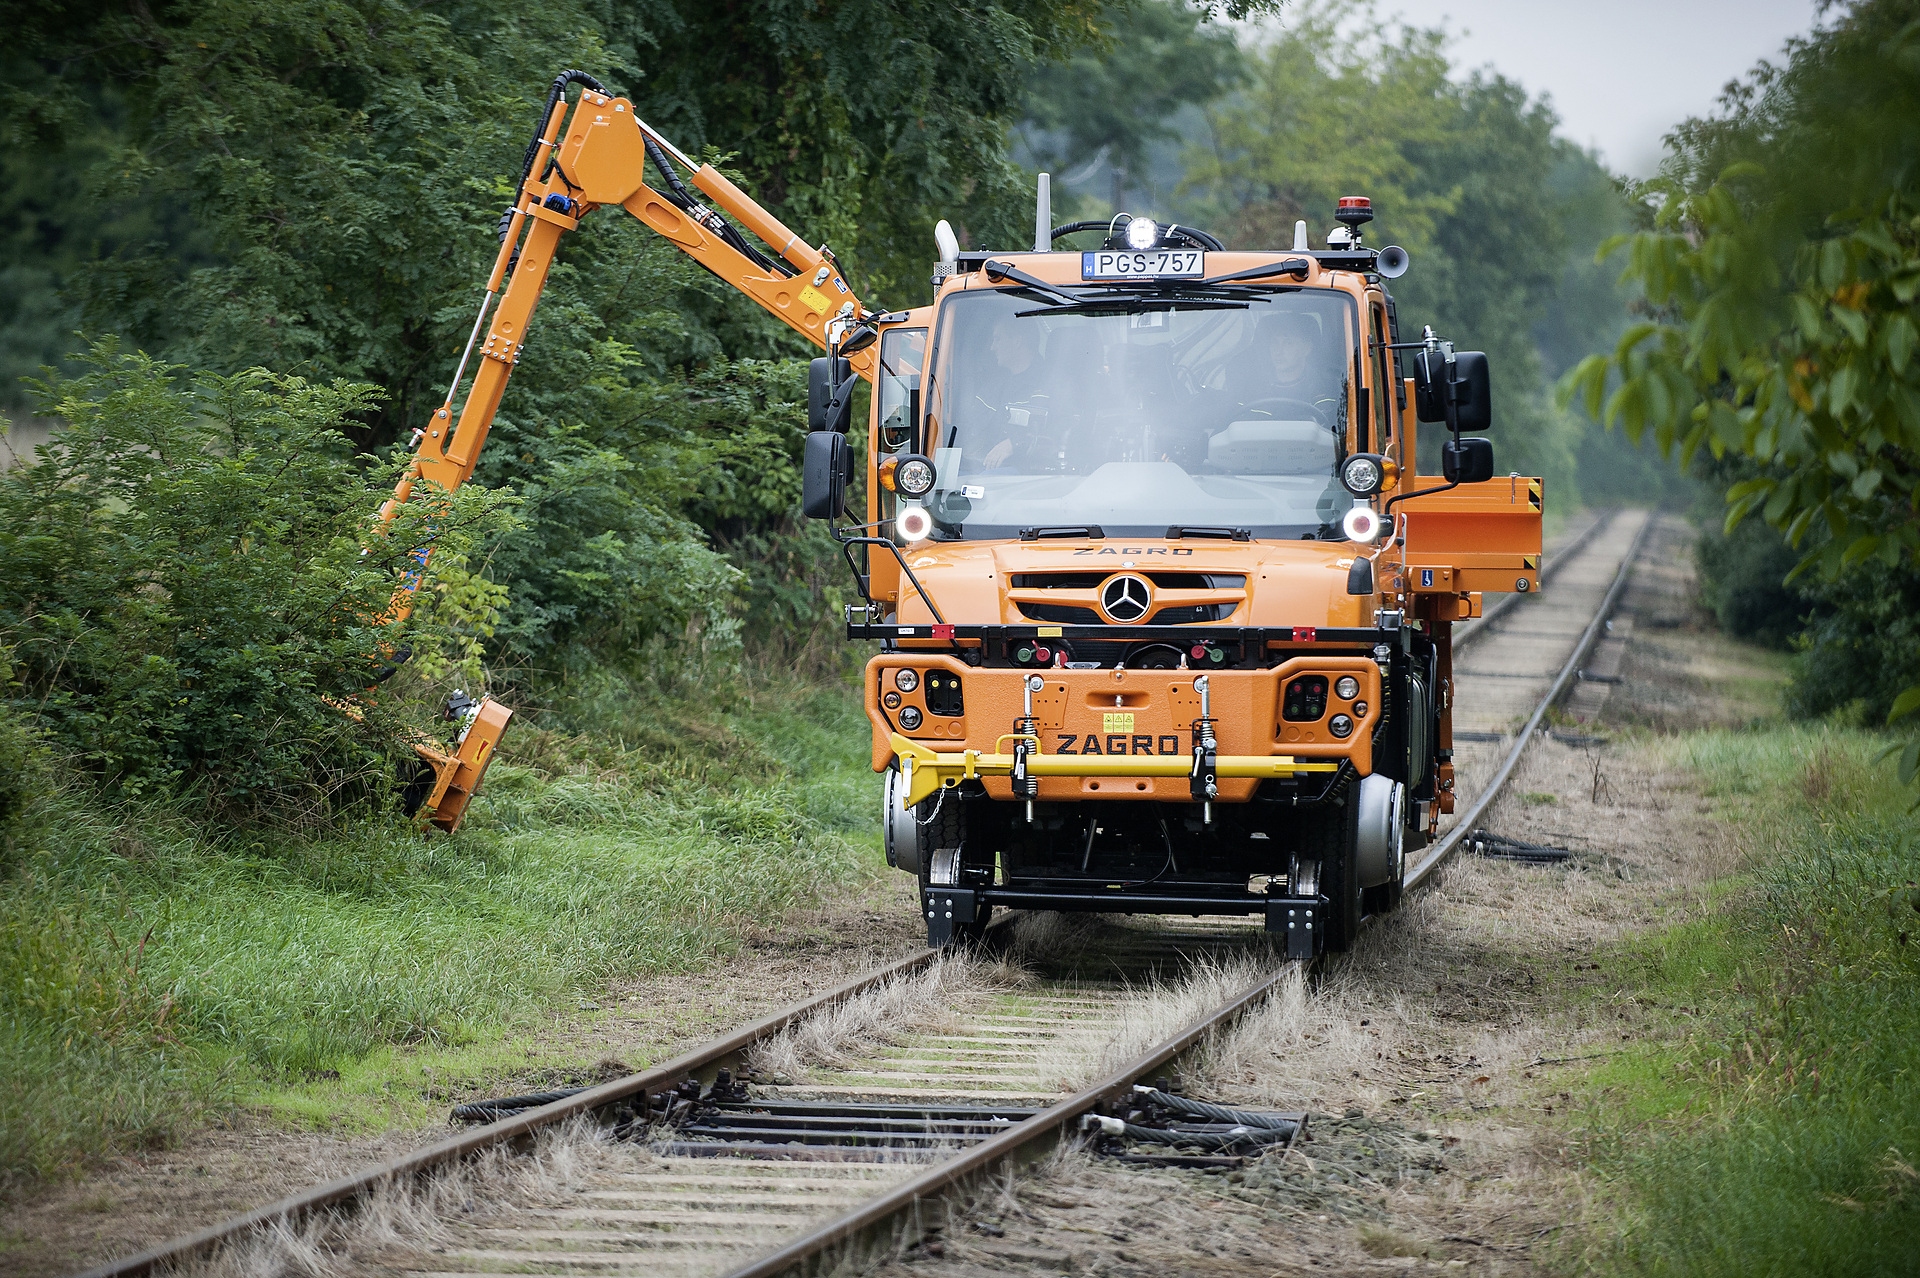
[1371,304,1393,447]
[877,327,926,454]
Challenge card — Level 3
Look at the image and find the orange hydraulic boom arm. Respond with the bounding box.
[380,70,878,831]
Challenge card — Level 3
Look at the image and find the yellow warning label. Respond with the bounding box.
[1104,712,1135,733]
[1528,479,1543,509]
[1038,626,1063,637]
[1524,555,1539,569]
[799,285,832,313]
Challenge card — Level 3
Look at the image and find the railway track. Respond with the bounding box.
[80,508,1652,1278]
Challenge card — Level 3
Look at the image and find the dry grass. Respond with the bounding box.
[746,952,1030,1082]
[1035,950,1289,1093]
[161,1118,617,1278]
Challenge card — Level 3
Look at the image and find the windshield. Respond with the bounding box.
[920,287,1358,540]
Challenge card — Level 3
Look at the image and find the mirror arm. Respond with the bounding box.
[1383,477,1460,518]
[834,534,946,625]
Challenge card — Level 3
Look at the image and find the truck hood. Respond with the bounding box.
[891,537,1371,629]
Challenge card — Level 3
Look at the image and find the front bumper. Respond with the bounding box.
[866,646,1384,804]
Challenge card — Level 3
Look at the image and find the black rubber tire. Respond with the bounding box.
[1317,791,1364,952]
[914,790,992,945]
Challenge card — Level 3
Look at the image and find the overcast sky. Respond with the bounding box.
[1329,0,1825,176]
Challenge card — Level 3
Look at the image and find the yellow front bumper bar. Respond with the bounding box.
[890,733,1339,808]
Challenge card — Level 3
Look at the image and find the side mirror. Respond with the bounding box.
[1411,348,1492,432]
[802,430,850,519]
[1442,436,1495,484]
[808,356,855,433]
[1451,351,1491,433]
[837,323,879,356]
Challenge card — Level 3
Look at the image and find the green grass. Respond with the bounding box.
[1572,725,1920,1276]
[0,670,885,1194]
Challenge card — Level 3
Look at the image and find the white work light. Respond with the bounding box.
[897,505,933,542]
[1125,216,1159,251]
[1341,504,1383,545]
[896,457,935,498]
[1341,454,1383,496]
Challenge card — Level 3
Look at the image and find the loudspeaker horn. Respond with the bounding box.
[1376,244,1410,278]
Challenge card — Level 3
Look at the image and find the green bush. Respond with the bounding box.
[1585,730,1920,1275]
[0,343,510,814]
[1694,515,1809,649]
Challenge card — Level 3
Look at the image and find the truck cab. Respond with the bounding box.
[807,212,1542,954]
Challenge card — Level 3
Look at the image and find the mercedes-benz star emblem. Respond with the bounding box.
[1100,574,1153,623]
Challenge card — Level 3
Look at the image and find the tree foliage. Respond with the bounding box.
[1019,0,1243,213]
[1562,0,1920,761]
[2,0,1209,674]
[1180,2,1618,499]
[0,344,511,809]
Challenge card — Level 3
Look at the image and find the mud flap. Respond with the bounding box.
[924,887,977,948]
[1265,897,1321,961]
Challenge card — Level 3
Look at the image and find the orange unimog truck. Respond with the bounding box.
[386,74,1540,957]
[816,197,1541,956]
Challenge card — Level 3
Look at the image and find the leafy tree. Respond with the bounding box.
[1563,0,1920,779]
[1181,4,1594,498]
[0,343,511,811]
[1018,0,1243,214]
[0,0,1279,679]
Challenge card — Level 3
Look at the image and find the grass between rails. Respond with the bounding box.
[0,669,886,1197]
[1571,726,1920,1275]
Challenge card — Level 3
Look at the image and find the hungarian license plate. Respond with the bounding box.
[1081,249,1204,280]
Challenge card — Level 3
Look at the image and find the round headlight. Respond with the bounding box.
[894,668,919,693]
[897,705,923,731]
[1125,216,1159,250]
[883,690,902,709]
[895,455,935,497]
[1329,714,1354,738]
[1341,455,1383,496]
[1352,700,1368,717]
[1335,675,1360,700]
[1341,504,1383,545]
[896,505,932,542]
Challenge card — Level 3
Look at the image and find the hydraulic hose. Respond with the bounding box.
[1085,1113,1298,1151]
[1134,1086,1298,1131]
[642,135,793,278]
[496,71,610,253]
[519,71,607,194]
[450,1086,588,1123]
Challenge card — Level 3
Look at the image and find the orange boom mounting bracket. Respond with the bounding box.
[368,70,870,832]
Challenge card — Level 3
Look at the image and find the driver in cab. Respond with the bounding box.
[1238,311,1343,425]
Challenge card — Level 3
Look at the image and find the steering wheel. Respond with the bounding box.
[1237,396,1328,422]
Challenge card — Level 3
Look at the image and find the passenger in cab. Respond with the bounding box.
[979,318,1049,468]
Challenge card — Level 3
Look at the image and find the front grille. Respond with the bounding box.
[1011,572,1246,589]
[1019,602,1101,624]
[1011,572,1106,589]
[1150,603,1234,624]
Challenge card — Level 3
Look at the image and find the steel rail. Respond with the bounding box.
[717,964,1292,1278]
[73,946,951,1278]
[1453,506,1616,650]
[1405,508,1654,891]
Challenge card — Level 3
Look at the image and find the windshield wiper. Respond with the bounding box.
[980,259,1079,306]
[1166,525,1252,541]
[1015,297,1249,319]
[1019,524,1106,541]
[1199,258,1312,288]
